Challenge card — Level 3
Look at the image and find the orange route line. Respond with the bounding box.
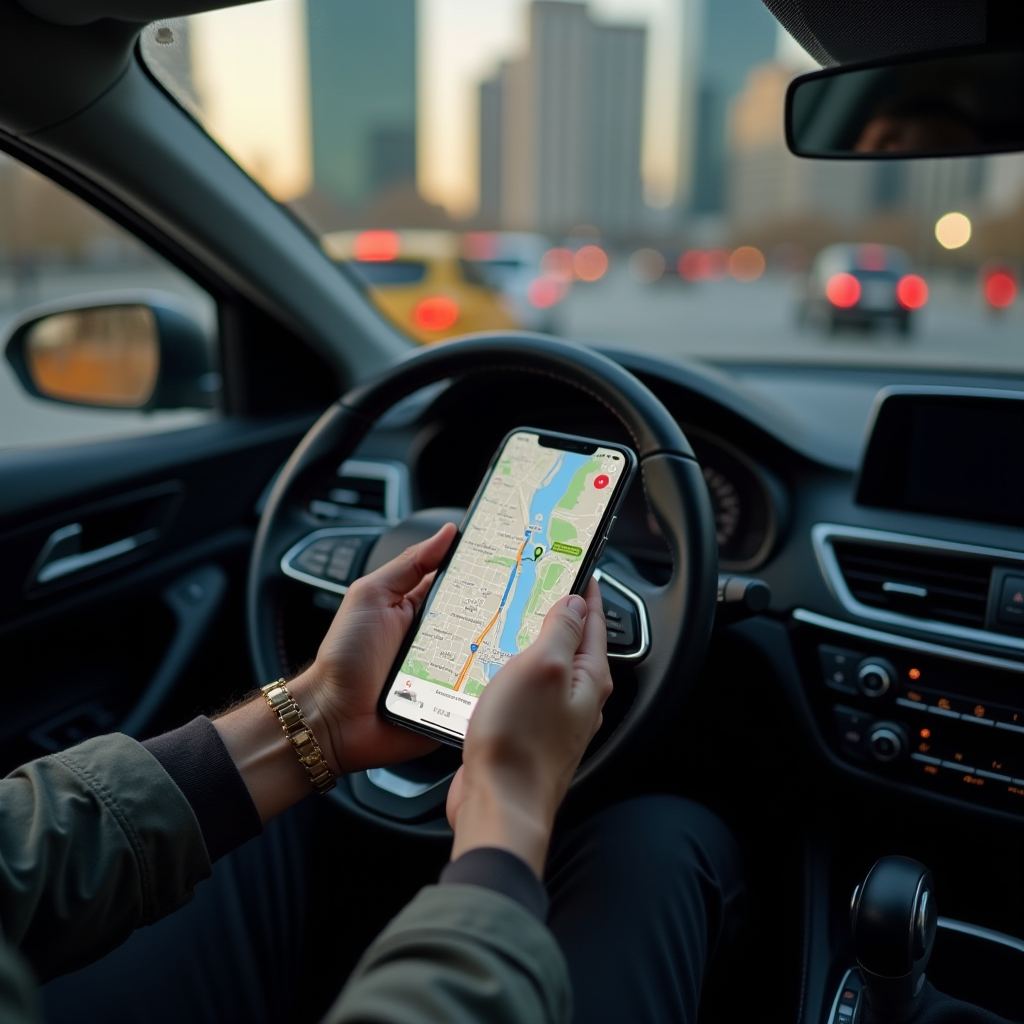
[453,535,529,692]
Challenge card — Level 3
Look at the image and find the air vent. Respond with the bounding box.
[308,460,404,523]
[832,541,991,629]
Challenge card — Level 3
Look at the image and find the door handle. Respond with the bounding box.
[30,523,161,586]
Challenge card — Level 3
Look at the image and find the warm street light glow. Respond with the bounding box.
[729,246,766,282]
[935,212,971,249]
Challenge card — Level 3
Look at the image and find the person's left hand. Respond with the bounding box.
[292,523,457,775]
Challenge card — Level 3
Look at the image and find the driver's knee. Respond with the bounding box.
[547,794,745,954]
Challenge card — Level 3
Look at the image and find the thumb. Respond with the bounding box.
[532,593,589,665]
[364,523,456,599]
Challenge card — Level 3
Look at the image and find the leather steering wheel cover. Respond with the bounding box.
[247,334,718,794]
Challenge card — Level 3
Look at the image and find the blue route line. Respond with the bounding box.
[497,529,530,609]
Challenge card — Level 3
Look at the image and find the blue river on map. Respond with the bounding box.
[496,450,589,656]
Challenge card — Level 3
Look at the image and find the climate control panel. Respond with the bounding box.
[796,622,1024,814]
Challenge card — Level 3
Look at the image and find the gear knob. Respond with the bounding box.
[851,856,938,1021]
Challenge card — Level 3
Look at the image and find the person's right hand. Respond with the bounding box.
[446,579,613,876]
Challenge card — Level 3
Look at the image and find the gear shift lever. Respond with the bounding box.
[850,856,937,1022]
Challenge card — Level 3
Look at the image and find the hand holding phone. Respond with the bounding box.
[380,428,636,746]
[446,580,613,876]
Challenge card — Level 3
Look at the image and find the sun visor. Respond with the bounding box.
[16,0,259,27]
[761,0,986,67]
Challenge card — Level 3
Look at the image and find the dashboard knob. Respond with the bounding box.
[857,658,895,697]
[867,722,906,763]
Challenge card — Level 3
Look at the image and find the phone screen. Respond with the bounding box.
[382,429,634,742]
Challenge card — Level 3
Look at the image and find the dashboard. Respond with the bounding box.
[300,353,1024,823]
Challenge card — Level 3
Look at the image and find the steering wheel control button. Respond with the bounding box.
[866,722,906,763]
[324,537,364,583]
[600,586,637,650]
[819,645,864,694]
[833,706,873,759]
[856,658,895,697]
[293,538,335,576]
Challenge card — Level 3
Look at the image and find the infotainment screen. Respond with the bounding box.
[857,391,1024,527]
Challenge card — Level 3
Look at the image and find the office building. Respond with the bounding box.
[684,0,777,215]
[479,1,646,236]
[307,0,417,211]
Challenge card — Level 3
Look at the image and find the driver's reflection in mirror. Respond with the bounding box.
[853,96,980,153]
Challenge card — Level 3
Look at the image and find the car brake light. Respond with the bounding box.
[528,277,565,308]
[354,230,400,261]
[573,245,609,282]
[413,295,460,331]
[984,271,1018,308]
[826,272,861,308]
[896,274,928,310]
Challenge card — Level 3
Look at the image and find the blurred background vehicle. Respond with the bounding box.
[321,229,516,345]
[462,231,567,333]
[799,243,927,335]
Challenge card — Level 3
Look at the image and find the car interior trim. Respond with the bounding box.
[337,458,410,524]
[591,567,650,662]
[365,765,456,800]
[935,916,1024,955]
[811,523,1024,653]
[792,608,1024,675]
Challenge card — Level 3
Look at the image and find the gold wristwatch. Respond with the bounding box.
[260,679,336,795]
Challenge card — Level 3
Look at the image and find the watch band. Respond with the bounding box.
[260,679,336,795]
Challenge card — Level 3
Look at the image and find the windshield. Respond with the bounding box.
[142,0,1024,371]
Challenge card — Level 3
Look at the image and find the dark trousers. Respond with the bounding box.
[42,794,744,1024]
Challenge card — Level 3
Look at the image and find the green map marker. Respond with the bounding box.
[534,545,544,560]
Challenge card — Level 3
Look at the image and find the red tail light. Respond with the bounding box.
[413,295,460,331]
[826,272,861,308]
[354,230,400,261]
[528,277,566,308]
[896,274,928,310]
[984,271,1018,308]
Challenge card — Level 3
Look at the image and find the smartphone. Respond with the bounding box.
[379,428,637,746]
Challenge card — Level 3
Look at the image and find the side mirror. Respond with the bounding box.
[786,47,1024,159]
[4,295,220,410]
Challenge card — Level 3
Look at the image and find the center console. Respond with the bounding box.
[794,609,1024,814]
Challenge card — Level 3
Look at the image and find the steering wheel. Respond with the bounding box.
[247,335,717,822]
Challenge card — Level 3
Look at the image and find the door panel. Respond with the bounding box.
[0,414,315,773]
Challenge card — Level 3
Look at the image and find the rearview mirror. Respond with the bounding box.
[786,47,1024,159]
[5,296,219,410]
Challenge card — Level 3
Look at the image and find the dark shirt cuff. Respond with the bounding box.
[143,716,262,862]
[439,847,549,920]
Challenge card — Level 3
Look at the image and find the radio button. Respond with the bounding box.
[996,721,1024,735]
[819,645,863,694]
[867,722,906,762]
[896,697,927,712]
[857,659,895,698]
[833,706,873,758]
[997,575,1024,626]
[960,713,995,727]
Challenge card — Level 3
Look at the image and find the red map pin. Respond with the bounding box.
[594,475,609,489]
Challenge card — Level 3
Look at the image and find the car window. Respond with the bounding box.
[349,260,428,286]
[0,152,219,451]
[142,1,1024,367]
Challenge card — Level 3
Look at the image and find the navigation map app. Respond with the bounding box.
[386,431,626,739]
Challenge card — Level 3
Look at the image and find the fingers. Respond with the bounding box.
[361,523,456,601]
[531,592,589,670]
[576,578,609,665]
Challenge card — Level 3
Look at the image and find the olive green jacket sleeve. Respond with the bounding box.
[0,733,211,986]
[325,883,572,1024]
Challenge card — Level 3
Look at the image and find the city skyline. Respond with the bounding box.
[184,0,687,216]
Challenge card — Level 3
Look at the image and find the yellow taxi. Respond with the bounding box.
[321,229,517,345]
